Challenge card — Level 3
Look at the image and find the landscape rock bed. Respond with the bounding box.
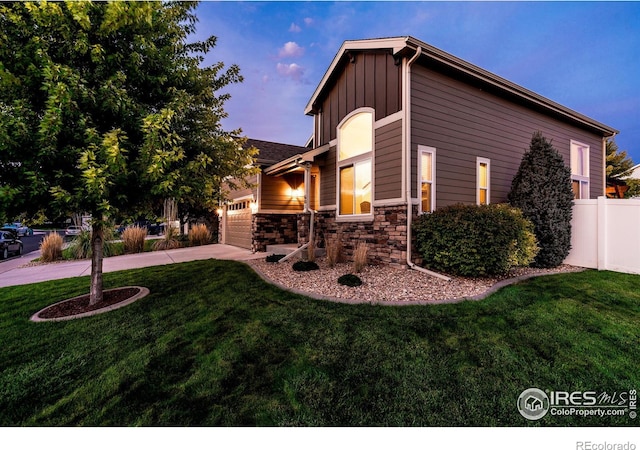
[251,258,584,304]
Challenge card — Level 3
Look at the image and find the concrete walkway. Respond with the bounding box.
[0,244,264,288]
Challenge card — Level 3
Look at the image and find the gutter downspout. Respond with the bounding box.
[403,44,451,282]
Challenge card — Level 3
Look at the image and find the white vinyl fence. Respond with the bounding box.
[564,197,640,275]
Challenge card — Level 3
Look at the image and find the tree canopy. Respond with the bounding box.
[0,1,256,225]
[606,138,634,182]
[0,1,257,303]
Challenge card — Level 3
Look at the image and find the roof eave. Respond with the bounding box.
[304,36,617,137]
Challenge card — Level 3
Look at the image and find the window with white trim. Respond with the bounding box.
[477,157,490,205]
[419,146,436,213]
[337,110,373,216]
[570,140,589,199]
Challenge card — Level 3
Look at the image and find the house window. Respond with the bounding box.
[337,109,373,216]
[477,157,490,205]
[419,146,436,213]
[571,140,589,199]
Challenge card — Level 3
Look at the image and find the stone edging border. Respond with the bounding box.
[247,261,586,306]
[30,286,150,322]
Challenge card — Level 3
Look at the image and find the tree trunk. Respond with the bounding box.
[89,223,104,306]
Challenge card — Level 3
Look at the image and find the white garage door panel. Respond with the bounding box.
[225,205,252,249]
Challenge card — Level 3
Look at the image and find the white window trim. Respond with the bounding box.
[476,157,491,205]
[336,108,375,220]
[570,140,590,199]
[418,145,436,213]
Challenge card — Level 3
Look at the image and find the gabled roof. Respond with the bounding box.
[245,138,308,166]
[305,36,617,137]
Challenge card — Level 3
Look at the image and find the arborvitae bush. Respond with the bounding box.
[413,203,538,277]
[292,260,319,272]
[508,132,574,268]
[338,274,362,287]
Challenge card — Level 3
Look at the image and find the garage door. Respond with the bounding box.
[225,200,252,249]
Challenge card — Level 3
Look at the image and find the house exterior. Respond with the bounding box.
[222,36,618,266]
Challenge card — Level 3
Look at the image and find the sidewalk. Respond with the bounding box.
[0,244,264,288]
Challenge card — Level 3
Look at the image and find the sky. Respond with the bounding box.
[194,1,640,163]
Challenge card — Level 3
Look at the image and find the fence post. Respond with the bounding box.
[597,196,607,271]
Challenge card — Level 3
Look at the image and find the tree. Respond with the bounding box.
[0,1,256,304]
[606,138,634,182]
[508,132,574,268]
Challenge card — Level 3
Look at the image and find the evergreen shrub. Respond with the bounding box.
[508,132,574,267]
[292,260,319,272]
[266,254,285,263]
[413,203,539,277]
[338,274,362,287]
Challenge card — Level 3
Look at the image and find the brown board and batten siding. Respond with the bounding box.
[317,146,337,208]
[260,173,305,212]
[410,64,604,204]
[318,52,402,145]
[375,119,403,200]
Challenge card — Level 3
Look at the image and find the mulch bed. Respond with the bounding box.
[36,287,141,319]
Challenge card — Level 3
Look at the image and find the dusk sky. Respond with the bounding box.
[195,1,640,163]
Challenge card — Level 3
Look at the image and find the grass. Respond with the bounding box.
[0,262,638,426]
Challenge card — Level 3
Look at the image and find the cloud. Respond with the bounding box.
[289,23,301,33]
[276,63,304,82]
[278,41,304,59]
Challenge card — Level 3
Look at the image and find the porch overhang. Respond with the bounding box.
[263,144,330,176]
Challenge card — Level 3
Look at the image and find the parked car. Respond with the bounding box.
[133,220,165,235]
[14,222,33,237]
[65,225,84,236]
[0,230,23,259]
[3,222,33,237]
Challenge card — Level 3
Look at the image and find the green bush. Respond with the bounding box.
[508,132,574,268]
[338,274,362,287]
[68,229,116,259]
[292,260,319,272]
[266,254,285,263]
[413,203,539,277]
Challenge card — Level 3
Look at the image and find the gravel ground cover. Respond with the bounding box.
[250,257,584,304]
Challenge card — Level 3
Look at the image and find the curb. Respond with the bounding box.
[30,286,150,322]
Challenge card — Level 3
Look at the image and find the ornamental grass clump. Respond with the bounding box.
[413,203,538,277]
[189,224,212,247]
[40,232,63,262]
[122,226,147,254]
[352,242,369,273]
[325,238,343,268]
[152,225,181,251]
[68,229,117,259]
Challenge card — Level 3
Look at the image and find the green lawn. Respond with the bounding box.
[1,260,638,426]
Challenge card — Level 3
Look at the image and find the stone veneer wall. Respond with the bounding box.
[313,204,421,268]
[251,213,298,252]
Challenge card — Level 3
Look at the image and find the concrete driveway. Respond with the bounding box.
[0,244,264,288]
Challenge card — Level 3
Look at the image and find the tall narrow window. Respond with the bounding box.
[337,109,373,216]
[477,157,490,205]
[419,146,436,213]
[571,140,589,199]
